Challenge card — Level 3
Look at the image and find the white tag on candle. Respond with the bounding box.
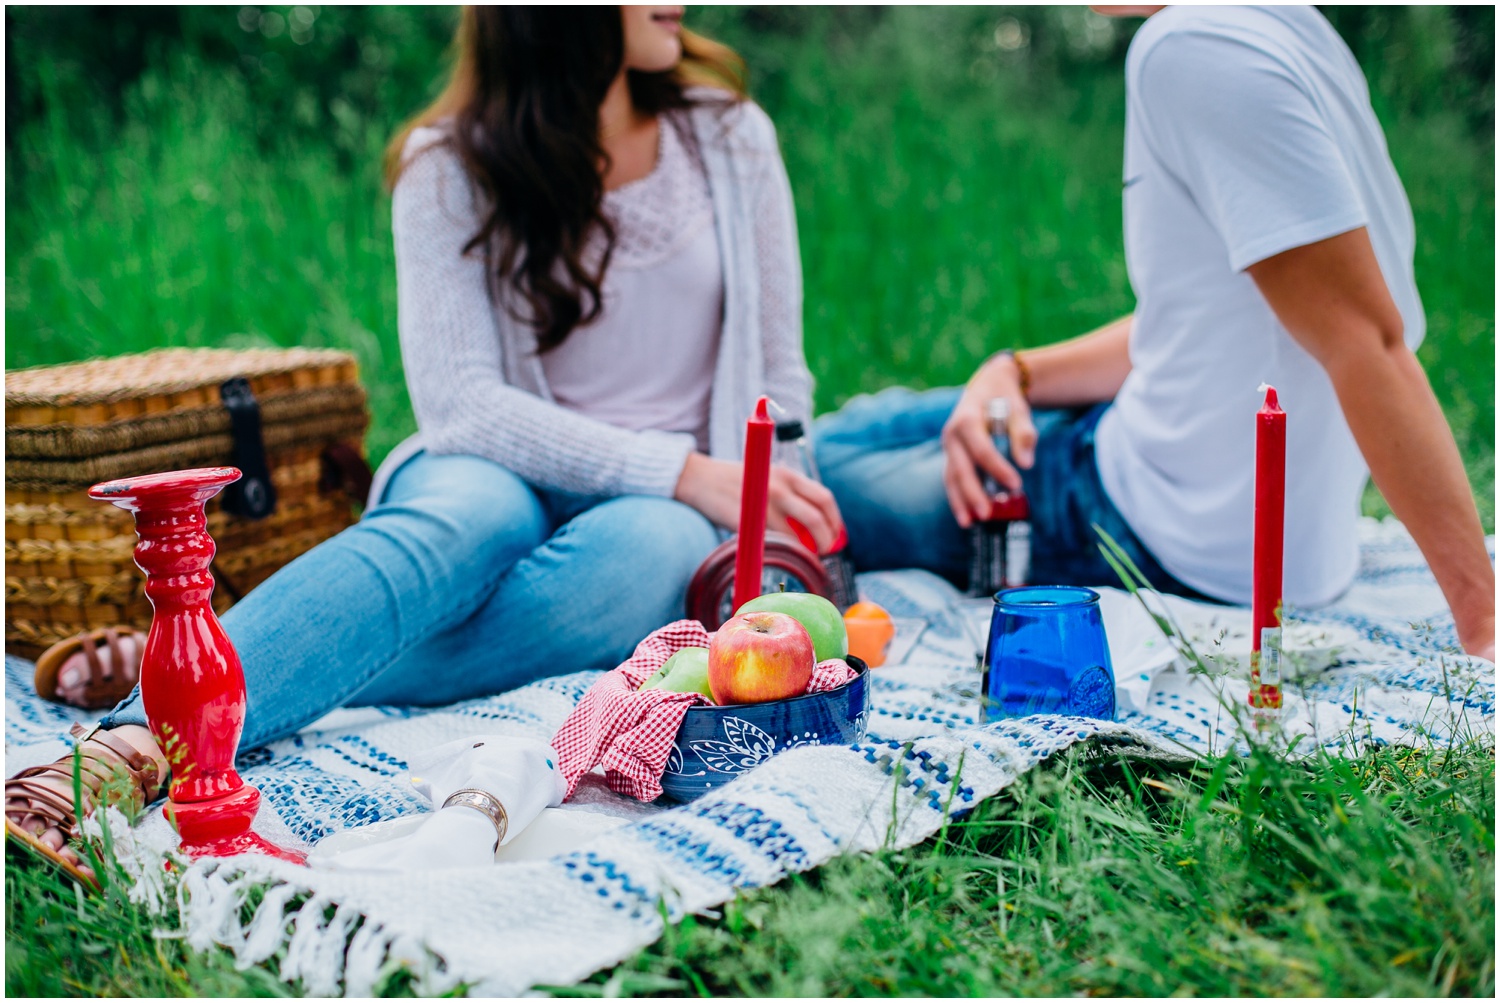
[1259,627,1283,687]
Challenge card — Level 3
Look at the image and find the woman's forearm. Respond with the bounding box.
[1019,314,1134,408]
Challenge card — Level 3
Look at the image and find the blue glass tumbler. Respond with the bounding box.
[983,586,1116,721]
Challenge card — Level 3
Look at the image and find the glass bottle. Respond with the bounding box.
[774,420,858,611]
[968,398,1030,597]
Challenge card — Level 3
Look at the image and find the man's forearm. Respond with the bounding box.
[1329,344,1494,650]
[1247,227,1493,657]
[1019,314,1134,408]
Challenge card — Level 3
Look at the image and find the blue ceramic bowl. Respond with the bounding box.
[659,656,872,802]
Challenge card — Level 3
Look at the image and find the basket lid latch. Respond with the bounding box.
[219,377,277,520]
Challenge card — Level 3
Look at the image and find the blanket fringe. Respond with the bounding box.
[171,863,458,996]
[239,881,305,966]
[74,818,456,999]
[80,807,177,911]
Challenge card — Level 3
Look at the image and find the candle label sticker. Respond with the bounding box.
[1259,627,1283,688]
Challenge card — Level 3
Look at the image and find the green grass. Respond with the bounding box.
[5,7,1495,997]
[579,742,1495,997]
[7,56,410,460]
[8,740,1493,997]
[3,837,442,997]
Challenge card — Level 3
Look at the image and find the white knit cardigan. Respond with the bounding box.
[370,91,811,503]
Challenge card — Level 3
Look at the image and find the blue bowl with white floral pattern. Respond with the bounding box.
[659,656,872,803]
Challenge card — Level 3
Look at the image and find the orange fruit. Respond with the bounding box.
[844,601,896,668]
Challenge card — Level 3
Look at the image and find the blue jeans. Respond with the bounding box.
[814,386,1212,600]
[103,452,719,749]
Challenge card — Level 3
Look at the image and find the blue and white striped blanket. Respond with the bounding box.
[5,518,1492,995]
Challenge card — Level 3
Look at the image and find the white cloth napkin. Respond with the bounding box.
[1093,587,1181,714]
[314,736,566,872]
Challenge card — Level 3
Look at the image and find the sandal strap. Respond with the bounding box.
[5,720,167,840]
[69,723,163,792]
[5,777,81,830]
[90,627,141,689]
[54,628,143,705]
[101,629,124,683]
[82,633,107,688]
[39,723,163,796]
[14,749,144,802]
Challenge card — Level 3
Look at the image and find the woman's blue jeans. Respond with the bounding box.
[102,452,719,750]
[814,386,1212,600]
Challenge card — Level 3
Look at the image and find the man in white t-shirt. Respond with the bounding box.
[816,5,1494,659]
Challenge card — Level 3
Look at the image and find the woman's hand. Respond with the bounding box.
[673,453,846,554]
[940,353,1038,530]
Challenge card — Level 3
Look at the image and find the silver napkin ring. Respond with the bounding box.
[441,788,509,853]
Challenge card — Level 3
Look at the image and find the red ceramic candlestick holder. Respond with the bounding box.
[88,466,305,864]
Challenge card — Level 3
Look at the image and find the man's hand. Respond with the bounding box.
[1247,227,1495,658]
[940,353,1037,529]
[940,316,1134,530]
[673,452,846,554]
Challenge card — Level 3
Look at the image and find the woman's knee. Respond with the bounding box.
[468,497,718,676]
[380,452,536,517]
[366,452,549,564]
[572,496,719,579]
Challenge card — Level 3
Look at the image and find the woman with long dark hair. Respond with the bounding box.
[7,5,843,881]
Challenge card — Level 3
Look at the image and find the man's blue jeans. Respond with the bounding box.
[102,451,719,749]
[814,386,1211,599]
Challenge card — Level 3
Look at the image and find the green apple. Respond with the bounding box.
[639,646,714,701]
[735,592,848,663]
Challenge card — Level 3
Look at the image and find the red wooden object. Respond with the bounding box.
[687,532,830,630]
[733,397,775,612]
[88,467,305,864]
[1249,386,1286,712]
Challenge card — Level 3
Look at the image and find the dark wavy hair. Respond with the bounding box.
[386,7,746,352]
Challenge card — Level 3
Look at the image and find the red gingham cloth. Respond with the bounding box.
[551,619,859,802]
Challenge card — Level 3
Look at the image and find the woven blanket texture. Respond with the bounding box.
[4,518,1493,996]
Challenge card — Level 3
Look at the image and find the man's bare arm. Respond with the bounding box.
[1247,227,1494,659]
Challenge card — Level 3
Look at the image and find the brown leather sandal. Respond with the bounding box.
[4,723,168,889]
[34,627,145,710]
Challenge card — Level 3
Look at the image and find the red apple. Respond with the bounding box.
[708,611,815,705]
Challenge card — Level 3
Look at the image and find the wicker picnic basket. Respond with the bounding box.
[5,346,372,658]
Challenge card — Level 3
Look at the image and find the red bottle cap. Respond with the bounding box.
[988,494,1030,521]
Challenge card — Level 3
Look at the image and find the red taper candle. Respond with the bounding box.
[1250,385,1286,711]
[733,396,774,611]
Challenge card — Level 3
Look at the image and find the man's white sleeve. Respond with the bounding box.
[1133,29,1370,272]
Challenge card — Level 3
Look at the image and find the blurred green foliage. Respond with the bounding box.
[7,6,1493,152]
[6,6,459,167]
[4,5,1494,521]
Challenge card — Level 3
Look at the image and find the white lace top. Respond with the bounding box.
[374,92,811,505]
[540,115,722,452]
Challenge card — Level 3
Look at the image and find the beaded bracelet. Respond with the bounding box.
[993,349,1032,400]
